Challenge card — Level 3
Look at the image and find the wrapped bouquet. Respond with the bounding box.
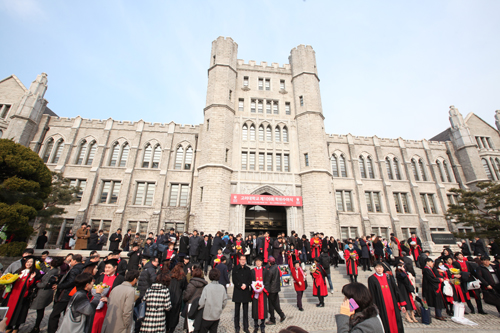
[313,239,320,247]
[236,245,242,252]
[350,253,357,259]
[251,280,264,299]
[0,273,19,293]
[92,283,110,309]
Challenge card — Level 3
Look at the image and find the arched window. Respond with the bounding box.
[275,127,281,142]
[482,158,494,180]
[418,159,427,181]
[411,159,419,181]
[184,146,193,170]
[142,144,152,168]
[367,156,375,178]
[42,138,54,163]
[52,139,64,164]
[151,144,161,168]
[359,156,366,178]
[443,160,453,182]
[119,143,129,167]
[393,158,401,180]
[242,125,248,141]
[174,146,184,169]
[259,126,264,141]
[436,160,445,182]
[490,157,500,180]
[109,143,120,166]
[76,140,88,165]
[385,157,393,180]
[339,155,347,177]
[266,126,272,141]
[86,141,96,166]
[283,127,289,142]
[250,125,256,141]
[331,155,339,177]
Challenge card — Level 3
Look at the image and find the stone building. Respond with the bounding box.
[1,36,499,250]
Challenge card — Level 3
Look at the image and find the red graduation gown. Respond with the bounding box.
[311,267,328,297]
[344,249,359,276]
[251,267,268,320]
[368,273,405,333]
[91,274,117,333]
[310,238,322,258]
[264,238,270,263]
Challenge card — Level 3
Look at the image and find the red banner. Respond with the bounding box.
[230,194,303,207]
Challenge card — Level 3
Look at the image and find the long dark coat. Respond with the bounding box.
[189,236,202,256]
[232,265,252,303]
[210,236,225,256]
[87,233,99,250]
[396,271,415,311]
[108,232,122,251]
[251,268,269,320]
[359,240,370,258]
[368,273,405,333]
[199,239,211,261]
[422,266,445,309]
[167,276,187,331]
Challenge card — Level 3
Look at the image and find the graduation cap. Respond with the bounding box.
[84,261,98,269]
[104,259,119,267]
[109,250,121,256]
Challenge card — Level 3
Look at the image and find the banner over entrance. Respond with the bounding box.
[231,194,303,207]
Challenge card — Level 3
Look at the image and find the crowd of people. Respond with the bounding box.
[5,226,500,333]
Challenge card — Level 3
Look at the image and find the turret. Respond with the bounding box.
[495,110,500,131]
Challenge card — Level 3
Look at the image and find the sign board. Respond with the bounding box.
[230,194,303,207]
[431,233,456,244]
[279,265,291,286]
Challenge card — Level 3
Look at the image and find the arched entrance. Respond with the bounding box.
[245,193,287,237]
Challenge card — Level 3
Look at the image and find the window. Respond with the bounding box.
[228,90,232,100]
[152,145,161,168]
[418,159,427,181]
[447,193,460,206]
[174,147,184,169]
[394,192,410,213]
[241,152,248,170]
[386,157,393,180]
[251,100,256,113]
[0,130,2,138]
[213,55,216,64]
[266,101,271,114]
[142,144,161,168]
[331,155,339,177]
[90,220,112,237]
[242,125,248,141]
[266,126,272,141]
[276,154,282,172]
[267,153,273,171]
[365,191,382,212]
[50,139,64,164]
[259,153,265,171]
[69,179,87,202]
[393,158,401,180]
[443,161,453,182]
[273,101,279,114]
[164,221,185,233]
[367,156,375,178]
[265,79,270,90]
[284,154,290,172]
[250,125,256,141]
[249,152,255,170]
[76,140,96,166]
[285,102,291,115]
[458,227,473,235]
[411,159,419,181]
[341,227,358,239]
[359,156,366,178]
[258,100,263,113]
[243,76,249,87]
[372,227,390,239]
[85,141,96,166]
[336,190,353,212]
[200,187,203,202]
[169,184,190,206]
[99,181,121,204]
[43,138,55,163]
[184,147,193,169]
[238,99,244,111]
[299,96,304,106]
[420,193,437,214]
[476,136,493,149]
[482,158,494,180]
[225,149,229,162]
[275,127,281,142]
[280,80,285,90]
[401,228,417,240]
[76,140,87,165]
[206,119,209,130]
[0,104,11,119]
[258,126,264,141]
[436,160,445,182]
[110,142,129,167]
[134,182,155,205]
[258,78,263,90]
[304,153,309,166]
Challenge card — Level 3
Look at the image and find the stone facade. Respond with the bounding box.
[1,36,499,250]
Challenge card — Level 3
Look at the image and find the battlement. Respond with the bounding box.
[290,44,315,53]
[326,132,448,149]
[236,59,291,72]
[214,36,237,45]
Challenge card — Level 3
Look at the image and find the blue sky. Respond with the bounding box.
[1,0,499,140]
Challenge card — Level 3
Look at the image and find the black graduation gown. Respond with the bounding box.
[368,273,405,333]
[422,266,445,309]
[251,268,268,320]
[117,258,128,275]
[167,276,187,330]
[396,271,415,311]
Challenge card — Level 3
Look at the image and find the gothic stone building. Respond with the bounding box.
[1,37,499,250]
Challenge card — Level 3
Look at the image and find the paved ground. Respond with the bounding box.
[16,264,500,333]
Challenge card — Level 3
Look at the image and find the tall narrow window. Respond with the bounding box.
[331,155,339,177]
[340,155,347,177]
[258,78,263,90]
[266,126,272,141]
[394,193,401,213]
[285,102,291,115]
[77,140,88,165]
[359,156,366,178]
[0,104,11,119]
[280,80,285,90]
[225,149,229,162]
[243,76,249,87]
[304,153,309,166]
[206,119,209,130]
[411,159,419,181]
[436,160,445,182]
[420,194,429,214]
[401,193,410,213]
[251,100,256,113]
[109,182,121,204]
[275,127,281,142]
[259,126,264,141]
[143,144,152,168]
[373,192,381,212]
[70,179,86,202]
[152,145,161,168]
[336,190,353,212]
[241,152,248,170]
[228,90,232,100]
[276,154,282,172]
[43,138,54,163]
[365,192,373,212]
[169,184,179,206]
[443,161,453,182]
[85,141,96,166]
[267,153,273,171]
[238,99,244,111]
[100,181,111,203]
[345,192,352,211]
[428,194,437,214]
[110,143,120,166]
[100,181,121,204]
[179,185,189,206]
[258,100,263,113]
[119,143,129,167]
[266,101,271,114]
[265,79,270,90]
[282,127,288,142]
[249,152,255,170]
[491,157,500,180]
[284,154,290,172]
[385,157,393,180]
[250,125,256,141]
[184,147,193,170]
[367,156,374,178]
[273,101,279,114]
[49,139,63,164]
[259,153,265,171]
[418,159,427,181]
[393,158,401,180]
[299,96,304,106]
[135,182,155,205]
[242,125,248,141]
[483,158,494,180]
[336,191,344,211]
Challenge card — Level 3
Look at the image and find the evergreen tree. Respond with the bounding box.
[447,182,500,242]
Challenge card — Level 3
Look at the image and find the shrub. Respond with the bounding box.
[0,242,28,257]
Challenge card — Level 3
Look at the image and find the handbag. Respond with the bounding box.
[244,247,251,255]
[69,238,76,248]
[442,280,453,297]
[56,297,85,333]
[421,306,432,325]
[467,277,481,290]
[134,300,146,320]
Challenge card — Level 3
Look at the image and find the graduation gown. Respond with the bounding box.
[310,237,322,258]
[251,267,268,320]
[311,266,328,297]
[422,266,445,309]
[4,270,37,327]
[368,273,405,333]
[396,271,416,311]
[344,249,359,276]
[446,263,469,303]
[263,238,271,263]
[454,259,474,300]
[91,273,124,333]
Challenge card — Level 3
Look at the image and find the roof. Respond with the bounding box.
[429,128,451,142]
[0,75,28,93]
[43,107,57,117]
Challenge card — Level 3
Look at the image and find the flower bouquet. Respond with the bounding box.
[450,268,461,285]
[313,239,320,247]
[0,273,19,293]
[251,280,264,299]
[350,253,357,259]
[92,283,110,309]
[214,258,221,265]
[236,245,242,252]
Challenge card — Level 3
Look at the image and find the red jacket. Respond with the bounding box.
[288,255,306,292]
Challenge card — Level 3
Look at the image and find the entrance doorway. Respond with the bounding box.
[245,204,287,237]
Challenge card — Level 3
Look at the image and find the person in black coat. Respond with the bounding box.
[216,256,230,289]
[137,256,158,298]
[395,264,418,323]
[328,237,339,268]
[127,244,142,272]
[87,229,99,250]
[460,239,472,256]
[232,254,252,333]
[179,232,190,256]
[199,235,211,274]
[300,235,311,263]
[359,237,371,271]
[476,256,500,314]
[474,237,488,257]
[108,229,122,251]
[490,240,500,258]
[398,251,416,277]
[97,230,108,250]
[210,233,225,258]
[417,250,430,271]
[422,258,446,320]
[36,231,48,249]
[319,248,333,292]
[264,257,285,325]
